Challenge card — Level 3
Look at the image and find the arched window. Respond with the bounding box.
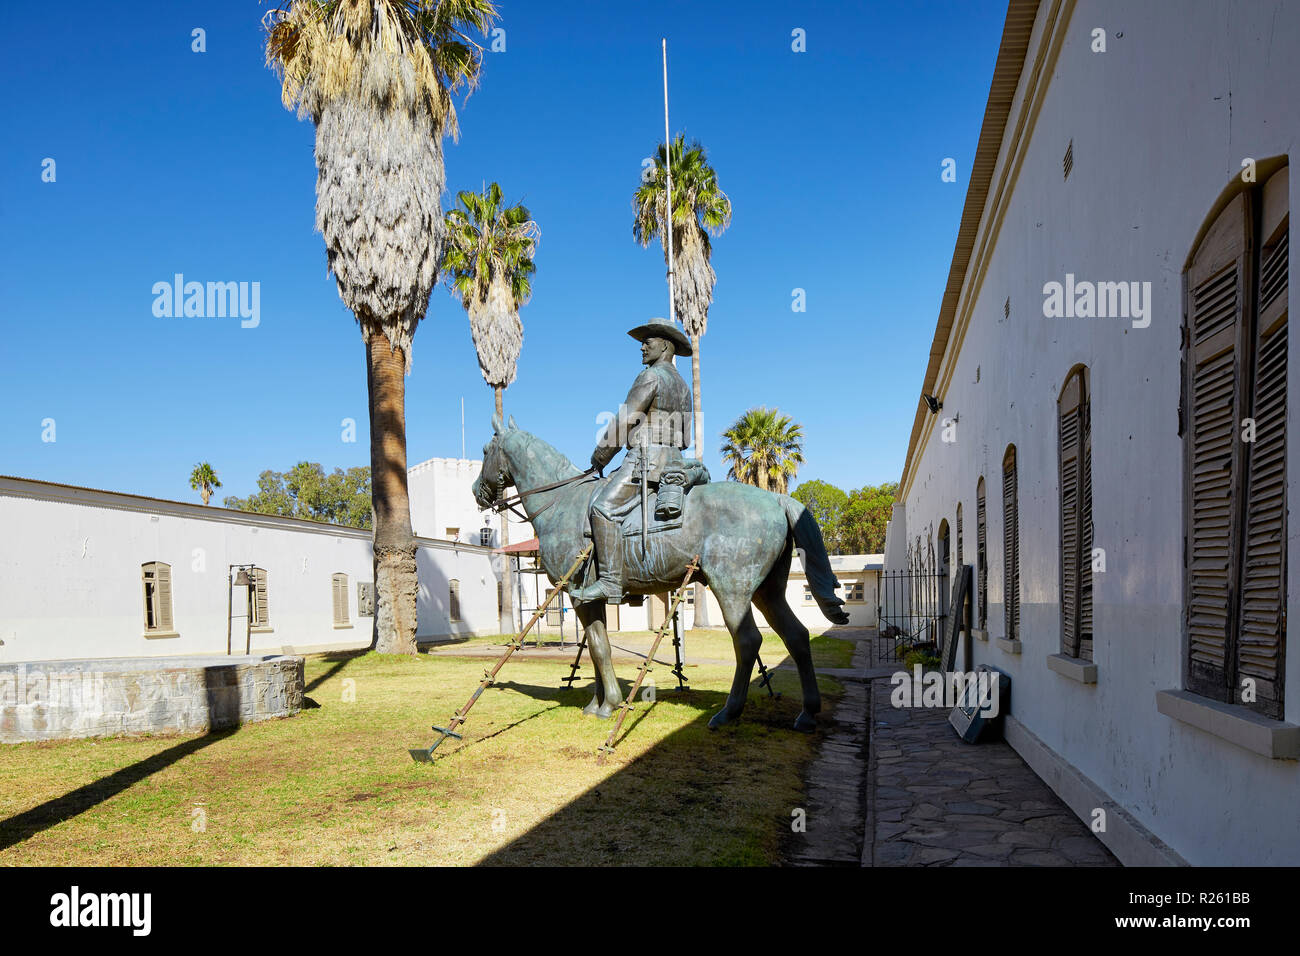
[1059,366,1094,660]
[142,562,173,633]
[1002,446,1020,641]
[976,478,988,629]
[1183,164,1288,718]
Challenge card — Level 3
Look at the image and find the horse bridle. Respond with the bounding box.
[491,466,602,521]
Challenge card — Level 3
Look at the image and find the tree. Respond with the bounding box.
[264,0,499,654]
[224,463,372,529]
[441,180,538,632]
[838,482,898,554]
[442,182,539,418]
[791,479,848,551]
[189,463,222,506]
[720,407,805,494]
[633,134,731,461]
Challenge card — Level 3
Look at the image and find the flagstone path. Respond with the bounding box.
[786,627,1118,867]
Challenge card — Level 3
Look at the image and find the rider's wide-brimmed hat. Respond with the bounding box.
[627,316,693,357]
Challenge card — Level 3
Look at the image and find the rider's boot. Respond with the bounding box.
[569,513,625,604]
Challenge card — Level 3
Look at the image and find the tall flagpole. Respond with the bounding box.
[662,38,675,325]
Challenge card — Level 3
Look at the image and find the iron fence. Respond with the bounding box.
[877,569,948,663]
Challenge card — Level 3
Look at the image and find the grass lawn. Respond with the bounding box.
[0,632,848,866]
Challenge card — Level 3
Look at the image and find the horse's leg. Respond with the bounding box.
[575,600,622,719]
[707,595,763,730]
[753,572,821,734]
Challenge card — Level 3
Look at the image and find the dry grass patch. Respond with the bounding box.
[0,638,843,866]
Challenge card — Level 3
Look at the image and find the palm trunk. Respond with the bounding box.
[495,385,515,634]
[201,487,211,506]
[688,336,710,625]
[366,329,419,655]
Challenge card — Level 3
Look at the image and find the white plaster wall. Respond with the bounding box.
[407,456,534,548]
[895,0,1300,865]
[0,479,500,661]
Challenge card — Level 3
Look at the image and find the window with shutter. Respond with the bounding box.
[449,580,461,623]
[332,573,349,625]
[1059,368,1094,660]
[1002,446,1020,641]
[976,478,988,629]
[250,568,269,627]
[1183,168,1288,718]
[956,503,964,567]
[142,562,174,632]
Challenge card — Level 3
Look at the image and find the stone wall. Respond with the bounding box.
[0,655,304,743]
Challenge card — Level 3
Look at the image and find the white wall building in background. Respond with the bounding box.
[0,476,500,662]
[886,0,1298,865]
[407,456,534,548]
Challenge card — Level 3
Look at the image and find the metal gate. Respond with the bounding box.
[877,569,948,663]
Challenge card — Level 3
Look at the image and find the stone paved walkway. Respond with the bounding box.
[868,688,1117,866]
[786,627,1118,867]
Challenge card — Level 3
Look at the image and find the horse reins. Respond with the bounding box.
[492,466,601,521]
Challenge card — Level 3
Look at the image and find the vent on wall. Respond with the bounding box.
[1064,139,1074,180]
[1004,297,1011,319]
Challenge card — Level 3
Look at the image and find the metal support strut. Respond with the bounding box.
[597,556,700,763]
[411,544,594,763]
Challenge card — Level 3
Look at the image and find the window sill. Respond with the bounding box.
[1156,689,1300,759]
[143,631,179,639]
[249,626,274,634]
[333,623,353,630]
[1046,653,1097,683]
[995,637,1022,655]
[972,629,989,643]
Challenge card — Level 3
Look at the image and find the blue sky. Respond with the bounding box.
[0,0,1006,505]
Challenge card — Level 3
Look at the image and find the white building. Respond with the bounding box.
[0,474,501,663]
[886,0,1297,865]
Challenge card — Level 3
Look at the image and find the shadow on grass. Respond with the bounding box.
[0,729,237,852]
[304,649,369,694]
[476,675,825,866]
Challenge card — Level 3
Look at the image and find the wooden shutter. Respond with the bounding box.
[1079,400,1094,661]
[956,503,963,566]
[1238,169,1288,717]
[1059,369,1094,660]
[332,573,348,624]
[1059,374,1083,657]
[1002,447,1019,640]
[157,563,173,631]
[1184,194,1248,700]
[976,479,987,628]
[450,580,461,623]
[253,568,269,627]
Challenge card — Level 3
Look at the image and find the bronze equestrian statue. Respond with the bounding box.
[472,318,849,733]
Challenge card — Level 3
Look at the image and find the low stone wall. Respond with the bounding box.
[0,655,304,743]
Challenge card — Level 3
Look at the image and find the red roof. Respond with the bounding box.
[496,537,540,554]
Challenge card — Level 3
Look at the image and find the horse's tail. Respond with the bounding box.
[780,495,850,625]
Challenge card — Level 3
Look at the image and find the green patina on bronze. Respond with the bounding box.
[473,323,848,732]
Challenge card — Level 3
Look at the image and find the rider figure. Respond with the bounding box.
[569,317,693,604]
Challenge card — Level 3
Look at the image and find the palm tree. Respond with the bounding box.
[189,463,221,505]
[442,182,539,418]
[264,0,499,654]
[441,181,538,633]
[720,407,805,494]
[633,134,731,461]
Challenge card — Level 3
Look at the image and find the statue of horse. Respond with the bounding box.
[472,416,850,732]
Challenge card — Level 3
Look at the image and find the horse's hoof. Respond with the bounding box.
[793,711,817,733]
[582,697,602,717]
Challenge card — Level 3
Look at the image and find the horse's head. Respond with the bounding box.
[472,413,518,510]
